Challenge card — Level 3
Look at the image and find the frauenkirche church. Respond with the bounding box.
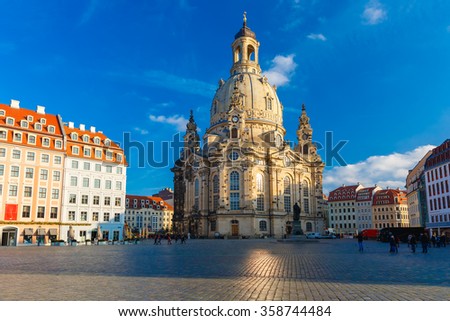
[172,15,325,238]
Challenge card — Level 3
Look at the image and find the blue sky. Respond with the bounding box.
[1,0,450,195]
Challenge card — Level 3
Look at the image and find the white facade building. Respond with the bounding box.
[60,123,127,242]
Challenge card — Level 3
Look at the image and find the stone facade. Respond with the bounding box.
[172,17,325,238]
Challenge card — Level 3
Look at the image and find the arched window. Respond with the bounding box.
[303,180,310,214]
[213,175,219,210]
[284,176,291,212]
[247,45,255,61]
[230,171,240,210]
[234,46,242,63]
[256,173,264,211]
[259,220,267,231]
[194,179,199,210]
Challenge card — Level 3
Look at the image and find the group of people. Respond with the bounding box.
[357,232,448,254]
[153,233,187,245]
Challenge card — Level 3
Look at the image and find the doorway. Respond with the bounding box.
[231,220,239,236]
[1,228,17,246]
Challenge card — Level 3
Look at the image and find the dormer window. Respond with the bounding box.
[48,125,55,133]
[42,137,50,147]
[14,132,22,142]
[40,118,46,124]
[116,154,123,162]
[21,120,28,128]
[6,117,14,126]
[28,135,36,144]
[94,137,100,144]
[71,133,78,140]
[35,123,42,130]
[27,115,33,122]
[83,135,89,143]
[0,130,7,139]
[0,110,5,117]
[105,139,111,147]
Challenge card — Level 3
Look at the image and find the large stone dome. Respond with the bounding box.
[210,73,283,129]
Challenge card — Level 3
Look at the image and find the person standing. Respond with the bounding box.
[389,235,397,253]
[410,234,417,253]
[421,233,429,253]
[357,233,364,252]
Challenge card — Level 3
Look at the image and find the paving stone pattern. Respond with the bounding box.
[0,239,448,301]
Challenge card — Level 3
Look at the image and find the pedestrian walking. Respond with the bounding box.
[181,234,186,244]
[153,235,158,245]
[431,234,436,248]
[389,235,397,253]
[407,234,412,248]
[410,234,417,253]
[357,233,364,252]
[167,234,172,245]
[421,233,429,253]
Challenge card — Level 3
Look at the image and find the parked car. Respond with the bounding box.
[306,232,321,239]
[318,234,337,239]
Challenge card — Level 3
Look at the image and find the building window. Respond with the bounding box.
[68,211,76,221]
[213,175,219,210]
[259,220,267,231]
[71,133,78,140]
[95,149,102,159]
[83,135,89,143]
[0,165,3,176]
[83,177,90,188]
[55,140,62,149]
[230,171,240,191]
[69,194,77,204]
[92,212,99,221]
[12,150,21,159]
[104,197,111,206]
[37,206,45,218]
[105,180,112,189]
[106,151,113,160]
[306,222,313,232]
[48,125,55,133]
[230,192,240,210]
[114,213,120,222]
[284,176,291,213]
[42,137,50,147]
[13,132,22,142]
[28,135,36,144]
[72,160,79,169]
[6,117,14,125]
[94,137,100,144]
[93,196,100,205]
[41,154,49,163]
[80,212,88,221]
[103,212,110,221]
[0,130,6,139]
[24,186,32,197]
[115,197,121,206]
[106,165,112,173]
[72,146,79,155]
[54,155,62,164]
[304,198,310,214]
[39,187,46,198]
[95,164,101,172]
[50,207,58,219]
[40,169,48,180]
[11,165,19,177]
[25,168,34,179]
[116,181,122,190]
[83,162,90,170]
[52,189,59,199]
[256,173,264,211]
[27,152,35,161]
[0,148,5,157]
[81,195,88,204]
[84,148,91,157]
[22,205,31,218]
[194,179,200,209]
[94,179,101,188]
[53,171,61,181]
[70,176,77,187]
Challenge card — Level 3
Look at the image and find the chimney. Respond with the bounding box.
[36,105,46,114]
[98,130,103,134]
[68,122,74,129]
[90,126,96,133]
[79,124,85,131]
[10,99,20,109]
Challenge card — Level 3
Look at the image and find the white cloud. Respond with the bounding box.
[133,127,149,135]
[323,145,435,194]
[307,33,327,41]
[264,54,297,87]
[362,0,387,25]
[148,114,189,132]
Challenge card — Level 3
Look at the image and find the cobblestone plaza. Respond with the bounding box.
[0,239,448,301]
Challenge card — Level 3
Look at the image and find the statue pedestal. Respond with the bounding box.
[290,221,303,239]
